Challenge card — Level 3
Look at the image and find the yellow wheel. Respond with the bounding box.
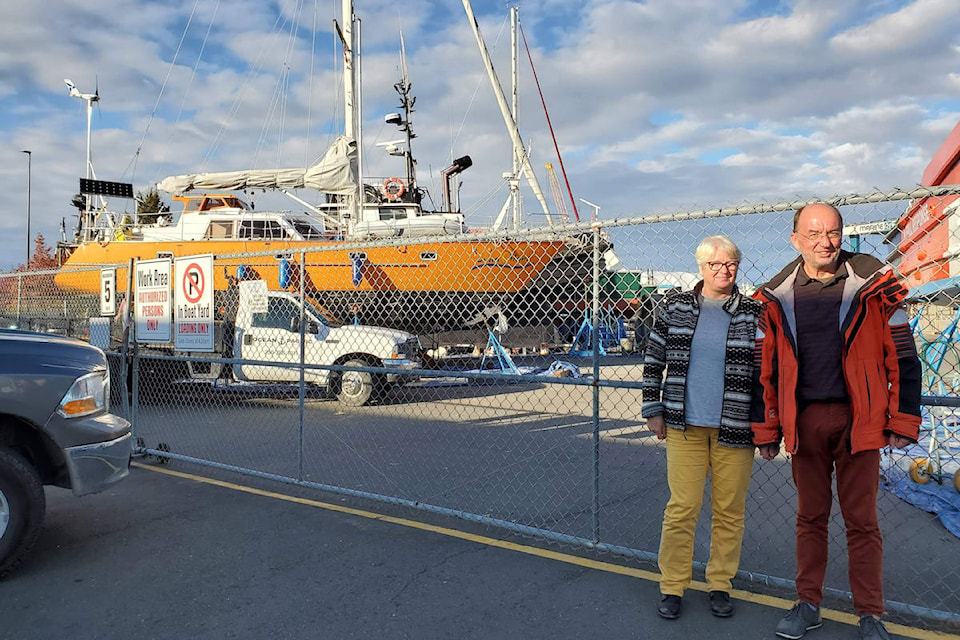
[909,459,933,484]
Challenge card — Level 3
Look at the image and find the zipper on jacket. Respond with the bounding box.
[760,288,802,456]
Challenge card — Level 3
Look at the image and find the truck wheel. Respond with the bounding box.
[0,447,46,578]
[334,359,375,407]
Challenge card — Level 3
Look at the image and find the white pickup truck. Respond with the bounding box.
[128,279,422,407]
[220,280,421,406]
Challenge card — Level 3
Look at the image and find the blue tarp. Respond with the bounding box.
[883,475,960,539]
[880,406,960,538]
[543,360,584,378]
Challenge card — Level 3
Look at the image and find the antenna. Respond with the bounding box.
[376,138,407,157]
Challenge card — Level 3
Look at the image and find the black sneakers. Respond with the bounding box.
[658,592,734,619]
[709,590,734,617]
[657,594,682,619]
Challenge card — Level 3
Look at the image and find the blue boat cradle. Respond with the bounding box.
[570,309,627,357]
[479,330,519,375]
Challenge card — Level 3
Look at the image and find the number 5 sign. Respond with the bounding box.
[100,268,117,316]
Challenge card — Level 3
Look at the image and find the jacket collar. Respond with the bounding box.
[762,251,887,299]
[758,251,897,343]
[692,280,743,315]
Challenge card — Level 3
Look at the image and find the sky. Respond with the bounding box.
[1,0,960,272]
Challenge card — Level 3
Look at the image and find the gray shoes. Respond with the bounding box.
[858,615,892,640]
[776,603,891,640]
[775,602,822,639]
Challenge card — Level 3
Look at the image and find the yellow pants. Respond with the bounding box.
[658,425,755,596]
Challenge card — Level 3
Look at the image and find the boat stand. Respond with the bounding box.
[480,330,520,375]
[569,311,608,357]
[907,304,960,490]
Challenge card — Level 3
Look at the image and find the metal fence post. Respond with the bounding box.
[592,223,602,544]
[299,250,306,481]
[16,274,22,326]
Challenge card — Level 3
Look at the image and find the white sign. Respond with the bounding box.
[174,254,214,352]
[844,220,897,236]
[100,268,117,316]
[135,258,172,343]
[241,279,269,314]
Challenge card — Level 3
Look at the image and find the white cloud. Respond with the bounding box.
[1,0,960,270]
[830,0,955,54]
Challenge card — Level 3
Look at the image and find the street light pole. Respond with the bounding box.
[21,150,31,266]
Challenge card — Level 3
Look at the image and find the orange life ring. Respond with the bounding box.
[382,177,405,200]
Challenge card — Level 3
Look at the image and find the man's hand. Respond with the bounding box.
[888,434,912,450]
[647,415,667,440]
[758,443,779,461]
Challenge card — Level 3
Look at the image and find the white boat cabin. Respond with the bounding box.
[118,194,330,243]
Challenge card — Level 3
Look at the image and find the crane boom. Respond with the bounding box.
[545,163,569,221]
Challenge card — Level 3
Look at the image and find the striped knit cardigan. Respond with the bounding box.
[641,282,763,448]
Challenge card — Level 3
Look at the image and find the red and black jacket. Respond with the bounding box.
[751,252,921,454]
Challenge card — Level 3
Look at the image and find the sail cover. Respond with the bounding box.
[157,136,358,195]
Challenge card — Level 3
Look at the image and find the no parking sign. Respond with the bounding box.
[174,254,214,352]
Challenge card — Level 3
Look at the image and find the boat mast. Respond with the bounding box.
[462,0,552,226]
[510,6,520,230]
[337,0,361,228]
[493,7,521,230]
[396,32,417,190]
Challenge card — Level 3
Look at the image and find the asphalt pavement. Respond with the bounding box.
[0,460,936,640]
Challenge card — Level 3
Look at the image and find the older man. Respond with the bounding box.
[752,203,922,640]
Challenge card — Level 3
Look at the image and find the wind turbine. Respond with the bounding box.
[64,78,99,181]
[64,78,101,237]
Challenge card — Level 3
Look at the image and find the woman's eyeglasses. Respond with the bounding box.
[704,261,740,272]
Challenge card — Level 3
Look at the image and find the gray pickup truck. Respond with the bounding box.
[0,329,132,577]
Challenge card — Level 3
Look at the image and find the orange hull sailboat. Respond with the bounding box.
[54,0,603,338]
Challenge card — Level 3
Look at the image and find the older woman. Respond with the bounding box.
[642,235,763,620]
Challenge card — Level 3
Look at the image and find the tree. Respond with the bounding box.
[135,186,170,225]
[1,235,59,320]
[11,234,57,273]
[27,235,57,270]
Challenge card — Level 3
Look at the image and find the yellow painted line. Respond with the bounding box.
[132,461,958,640]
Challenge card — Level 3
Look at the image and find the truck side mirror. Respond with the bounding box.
[289,316,320,334]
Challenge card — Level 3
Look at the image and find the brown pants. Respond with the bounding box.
[792,402,884,616]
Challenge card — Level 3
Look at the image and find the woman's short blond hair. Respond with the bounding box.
[695,235,741,265]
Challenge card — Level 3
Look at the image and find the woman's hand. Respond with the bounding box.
[758,443,779,461]
[647,415,667,440]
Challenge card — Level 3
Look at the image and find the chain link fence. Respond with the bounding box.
[2,185,959,632]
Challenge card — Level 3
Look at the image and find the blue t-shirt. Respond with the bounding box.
[683,295,731,428]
